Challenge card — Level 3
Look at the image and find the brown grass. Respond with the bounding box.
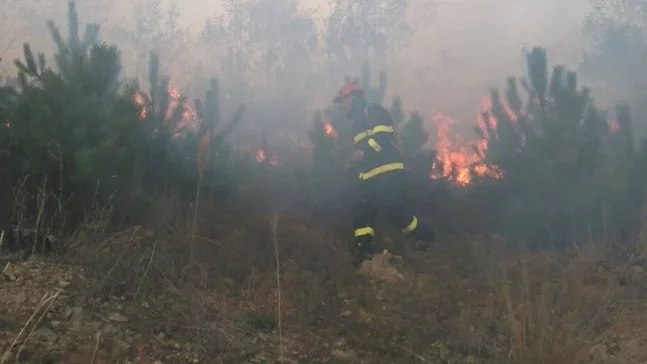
[6,189,647,362]
[1,290,61,364]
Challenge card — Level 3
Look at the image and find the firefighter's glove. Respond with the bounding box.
[347,149,364,170]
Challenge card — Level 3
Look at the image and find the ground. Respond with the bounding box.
[2,221,647,364]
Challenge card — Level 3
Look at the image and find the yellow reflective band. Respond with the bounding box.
[354,227,375,237]
[358,163,405,180]
[402,216,418,234]
[367,138,382,152]
[353,125,394,143]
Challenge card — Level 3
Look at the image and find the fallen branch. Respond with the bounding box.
[133,239,158,301]
[395,343,429,362]
[90,331,101,364]
[0,290,61,364]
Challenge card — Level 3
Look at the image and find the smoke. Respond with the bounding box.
[0,0,598,132]
[395,0,591,120]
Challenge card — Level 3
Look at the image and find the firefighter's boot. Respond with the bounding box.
[350,235,375,267]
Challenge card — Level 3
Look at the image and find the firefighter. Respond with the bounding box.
[333,80,437,265]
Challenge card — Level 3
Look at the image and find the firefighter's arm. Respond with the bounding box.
[381,107,404,154]
[347,149,364,170]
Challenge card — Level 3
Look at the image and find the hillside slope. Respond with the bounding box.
[2,226,647,363]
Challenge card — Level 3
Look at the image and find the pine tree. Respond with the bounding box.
[0,58,13,162]
[400,111,428,158]
[360,61,387,105]
[5,0,140,222]
[130,51,189,193]
[307,109,349,215]
[193,77,245,206]
[390,96,404,126]
[477,46,626,247]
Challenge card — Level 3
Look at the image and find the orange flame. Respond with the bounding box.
[132,86,198,136]
[430,102,504,185]
[324,121,337,138]
[255,149,278,165]
[256,149,266,163]
[477,95,519,132]
[168,87,198,132]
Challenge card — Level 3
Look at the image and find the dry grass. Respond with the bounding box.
[4,188,647,362]
[0,290,61,363]
[271,211,284,361]
[60,211,647,362]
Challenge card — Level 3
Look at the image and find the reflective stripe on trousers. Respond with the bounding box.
[354,227,375,238]
[402,216,418,234]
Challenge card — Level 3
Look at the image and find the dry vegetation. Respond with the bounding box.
[2,2,647,363]
[2,196,647,364]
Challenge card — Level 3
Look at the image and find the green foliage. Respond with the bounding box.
[192,78,246,201]
[307,108,348,210]
[0,58,13,161]
[400,111,434,177]
[477,46,644,247]
[194,78,246,160]
[0,1,244,228]
[390,96,404,125]
[130,52,188,193]
[130,53,245,204]
[7,2,138,201]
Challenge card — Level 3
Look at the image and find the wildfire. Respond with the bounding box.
[254,119,336,166]
[324,121,337,138]
[430,95,508,185]
[132,86,198,135]
[255,149,266,163]
[430,113,485,185]
[255,149,278,165]
[168,87,198,132]
[477,94,519,132]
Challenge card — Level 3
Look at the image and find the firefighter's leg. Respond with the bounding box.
[351,194,377,265]
[381,173,436,245]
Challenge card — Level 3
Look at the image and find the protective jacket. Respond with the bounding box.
[350,102,405,180]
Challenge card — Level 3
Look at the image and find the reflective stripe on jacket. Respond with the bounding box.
[351,103,405,180]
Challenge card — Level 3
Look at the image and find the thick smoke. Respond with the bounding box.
[1,0,592,118]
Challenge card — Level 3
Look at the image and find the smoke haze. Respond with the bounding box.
[0,0,599,129]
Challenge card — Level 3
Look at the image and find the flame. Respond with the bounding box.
[478,95,519,131]
[430,101,504,185]
[609,120,620,133]
[255,149,278,165]
[323,121,337,138]
[252,119,333,167]
[133,92,147,119]
[167,87,198,132]
[132,86,198,135]
[430,113,481,185]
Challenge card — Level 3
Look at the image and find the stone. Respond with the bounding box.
[33,327,57,342]
[107,312,129,322]
[69,306,84,331]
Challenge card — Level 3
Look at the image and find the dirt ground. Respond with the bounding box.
[3,224,647,363]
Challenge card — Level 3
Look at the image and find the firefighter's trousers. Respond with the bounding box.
[352,169,435,246]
